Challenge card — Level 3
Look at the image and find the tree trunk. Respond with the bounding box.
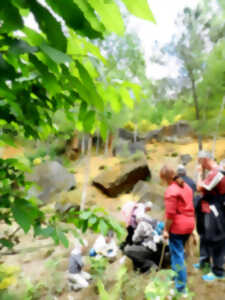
[212,96,225,157]
[190,75,203,151]
[133,124,138,143]
[81,134,86,156]
[96,130,100,155]
[104,132,109,157]
[80,135,92,210]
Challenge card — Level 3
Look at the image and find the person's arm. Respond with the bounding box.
[132,222,145,243]
[163,191,178,240]
[163,219,173,240]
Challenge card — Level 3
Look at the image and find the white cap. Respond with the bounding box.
[198,150,213,159]
[144,201,153,209]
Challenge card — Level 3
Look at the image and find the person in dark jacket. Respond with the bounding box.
[177,164,196,192]
[197,151,225,282]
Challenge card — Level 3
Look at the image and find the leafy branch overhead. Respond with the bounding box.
[0,0,155,249]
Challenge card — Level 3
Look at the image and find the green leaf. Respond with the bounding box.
[28,0,67,51]
[12,200,38,233]
[87,0,125,35]
[98,219,108,235]
[23,27,47,47]
[74,0,105,34]
[57,230,69,248]
[0,2,24,33]
[83,110,96,133]
[46,0,102,39]
[76,60,104,111]
[0,238,14,249]
[40,44,72,64]
[121,0,156,23]
[120,87,134,109]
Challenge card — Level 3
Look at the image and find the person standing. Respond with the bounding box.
[196,151,225,281]
[160,166,195,294]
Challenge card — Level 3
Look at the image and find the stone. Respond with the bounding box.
[55,189,81,213]
[132,180,152,203]
[145,129,163,142]
[93,159,151,197]
[180,154,192,165]
[27,161,76,204]
[118,128,143,142]
[113,140,146,157]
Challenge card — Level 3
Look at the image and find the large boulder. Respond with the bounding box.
[93,159,151,197]
[132,180,151,203]
[145,129,163,143]
[27,161,76,204]
[113,140,146,157]
[118,128,143,142]
[161,121,193,139]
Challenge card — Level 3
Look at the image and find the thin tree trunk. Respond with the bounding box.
[190,75,203,151]
[133,124,138,143]
[104,132,109,157]
[81,134,86,156]
[80,135,92,210]
[212,96,225,157]
[96,130,100,155]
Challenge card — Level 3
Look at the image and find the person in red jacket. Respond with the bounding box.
[160,165,195,294]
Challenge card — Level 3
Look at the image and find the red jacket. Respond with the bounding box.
[164,181,195,235]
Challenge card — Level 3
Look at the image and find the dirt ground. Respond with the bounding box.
[1,138,225,299]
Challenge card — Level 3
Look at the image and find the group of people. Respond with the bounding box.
[159,151,225,294]
[67,150,225,295]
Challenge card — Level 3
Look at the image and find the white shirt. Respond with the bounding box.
[93,235,118,258]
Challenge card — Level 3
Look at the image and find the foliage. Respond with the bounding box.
[97,266,127,300]
[0,0,154,249]
[89,257,108,280]
[145,270,193,300]
[0,264,20,291]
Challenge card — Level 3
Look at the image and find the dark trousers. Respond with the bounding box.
[199,235,211,267]
[210,238,225,277]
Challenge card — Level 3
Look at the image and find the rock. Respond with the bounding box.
[55,189,81,213]
[93,159,151,197]
[164,136,179,143]
[118,128,143,142]
[180,154,192,165]
[132,180,151,203]
[145,129,163,142]
[161,121,193,138]
[27,161,76,204]
[113,140,146,157]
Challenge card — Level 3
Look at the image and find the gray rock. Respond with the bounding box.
[145,129,163,142]
[113,140,146,157]
[180,154,192,165]
[27,161,76,204]
[118,128,143,142]
[93,159,151,197]
[132,180,152,203]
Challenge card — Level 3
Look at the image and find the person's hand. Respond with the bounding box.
[197,164,203,174]
[163,230,169,241]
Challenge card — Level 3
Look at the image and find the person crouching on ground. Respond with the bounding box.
[67,240,91,291]
[89,230,118,262]
[160,165,195,294]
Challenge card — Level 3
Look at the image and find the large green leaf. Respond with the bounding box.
[40,44,72,64]
[120,86,134,109]
[83,110,96,132]
[46,0,103,38]
[87,0,125,35]
[76,60,104,111]
[0,2,24,33]
[28,0,67,51]
[12,199,38,233]
[121,0,156,23]
[74,0,105,34]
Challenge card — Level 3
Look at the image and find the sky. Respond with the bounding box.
[127,0,200,79]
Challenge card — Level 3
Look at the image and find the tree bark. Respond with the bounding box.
[80,135,92,210]
[190,74,203,151]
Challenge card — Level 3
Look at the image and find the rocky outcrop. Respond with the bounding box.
[93,159,151,197]
[113,140,146,157]
[27,161,76,204]
[132,180,151,203]
[180,154,192,165]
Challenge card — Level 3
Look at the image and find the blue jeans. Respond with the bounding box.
[169,233,190,292]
